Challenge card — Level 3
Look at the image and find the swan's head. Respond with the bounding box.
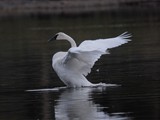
[48,32,71,42]
[48,32,77,47]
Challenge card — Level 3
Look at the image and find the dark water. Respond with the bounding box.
[0,13,160,120]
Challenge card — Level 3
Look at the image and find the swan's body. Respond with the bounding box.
[49,32,131,87]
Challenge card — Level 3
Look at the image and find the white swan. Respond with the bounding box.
[49,32,131,87]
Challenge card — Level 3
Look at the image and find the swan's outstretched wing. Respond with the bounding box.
[63,32,131,76]
[79,32,131,51]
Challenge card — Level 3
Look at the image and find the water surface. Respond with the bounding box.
[0,13,160,120]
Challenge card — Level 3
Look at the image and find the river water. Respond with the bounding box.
[0,13,160,120]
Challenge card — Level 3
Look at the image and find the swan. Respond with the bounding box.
[48,32,131,87]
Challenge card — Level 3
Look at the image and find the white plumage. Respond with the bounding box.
[49,32,131,87]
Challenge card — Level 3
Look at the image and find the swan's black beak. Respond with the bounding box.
[48,34,58,42]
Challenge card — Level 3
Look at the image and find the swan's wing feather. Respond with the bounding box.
[63,49,104,76]
[63,32,131,76]
[79,32,131,52]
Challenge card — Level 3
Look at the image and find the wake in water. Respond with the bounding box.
[91,82,118,87]
[26,83,118,92]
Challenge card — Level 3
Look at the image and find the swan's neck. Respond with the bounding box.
[66,36,77,47]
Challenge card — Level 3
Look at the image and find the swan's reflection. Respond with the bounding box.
[55,87,129,120]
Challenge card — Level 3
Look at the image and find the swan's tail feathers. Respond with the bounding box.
[118,31,132,41]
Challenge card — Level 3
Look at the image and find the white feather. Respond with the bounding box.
[51,32,131,87]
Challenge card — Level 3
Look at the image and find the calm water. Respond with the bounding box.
[0,13,160,120]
